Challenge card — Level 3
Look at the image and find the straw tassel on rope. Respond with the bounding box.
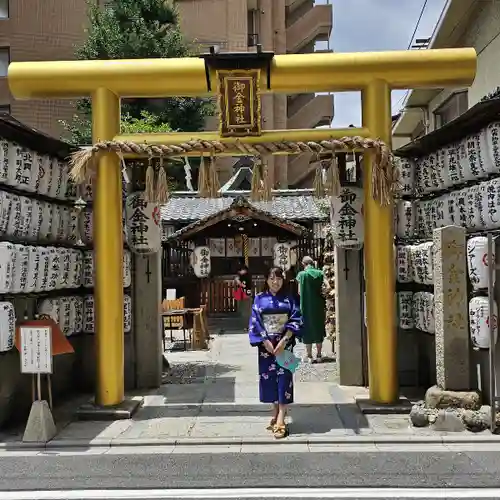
[260,159,272,202]
[198,156,211,198]
[250,160,263,202]
[144,155,155,203]
[155,156,169,204]
[208,155,220,198]
[313,157,325,198]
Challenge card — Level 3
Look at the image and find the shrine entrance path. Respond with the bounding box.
[1,318,479,449]
[38,318,432,447]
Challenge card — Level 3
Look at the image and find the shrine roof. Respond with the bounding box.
[0,113,77,160]
[160,190,329,224]
[164,195,314,241]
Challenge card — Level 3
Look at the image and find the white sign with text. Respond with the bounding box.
[20,326,53,374]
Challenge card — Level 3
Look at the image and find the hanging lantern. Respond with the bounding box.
[469,296,498,349]
[83,295,95,334]
[6,142,22,187]
[428,152,444,191]
[467,236,494,291]
[83,250,94,288]
[484,179,500,229]
[435,194,452,229]
[11,245,29,294]
[58,248,72,290]
[38,298,61,324]
[485,122,500,174]
[0,242,14,293]
[124,295,132,333]
[69,250,84,289]
[69,296,84,336]
[273,242,292,271]
[0,302,15,352]
[413,292,435,334]
[123,250,132,288]
[436,146,456,188]
[395,245,412,283]
[330,186,364,249]
[35,247,50,292]
[410,242,434,285]
[59,297,72,337]
[191,246,211,278]
[395,200,415,238]
[0,139,9,183]
[394,157,415,196]
[25,246,39,293]
[125,192,161,255]
[422,292,435,334]
[464,134,488,180]
[397,291,414,329]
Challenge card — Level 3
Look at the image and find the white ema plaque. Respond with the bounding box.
[20,326,53,374]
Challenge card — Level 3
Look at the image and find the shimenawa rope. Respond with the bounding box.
[69,136,398,206]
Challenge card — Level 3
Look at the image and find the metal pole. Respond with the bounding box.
[362,80,397,404]
[92,88,124,406]
[487,233,496,432]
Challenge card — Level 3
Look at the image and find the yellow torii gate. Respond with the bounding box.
[8,48,476,407]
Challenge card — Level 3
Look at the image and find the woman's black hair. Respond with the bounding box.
[262,266,289,294]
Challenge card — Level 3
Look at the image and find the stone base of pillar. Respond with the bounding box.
[76,397,143,421]
[356,396,412,415]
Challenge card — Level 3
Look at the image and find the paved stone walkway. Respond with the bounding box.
[44,321,419,445]
[2,319,497,447]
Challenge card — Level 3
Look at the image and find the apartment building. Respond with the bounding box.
[0,0,98,138]
[0,0,333,187]
[392,0,499,148]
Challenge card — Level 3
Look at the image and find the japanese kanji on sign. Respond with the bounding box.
[217,69,261,137]
[19,326,52,374]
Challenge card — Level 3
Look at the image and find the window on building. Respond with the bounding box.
[0,104,9,114]
[0,0,8,19]
[434,91,468,129]
[247,9,259,47]
[0,48,8,77]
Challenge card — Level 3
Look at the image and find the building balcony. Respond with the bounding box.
[286,3,332,54]
[287,93,333,186]
[287,93,333,130]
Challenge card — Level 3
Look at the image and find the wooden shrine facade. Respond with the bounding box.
[161,190,328,314]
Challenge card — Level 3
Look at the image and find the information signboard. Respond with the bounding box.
[19,326,53,374]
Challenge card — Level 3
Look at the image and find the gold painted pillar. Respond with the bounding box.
[361,80,397,403]
[92,88,124,406]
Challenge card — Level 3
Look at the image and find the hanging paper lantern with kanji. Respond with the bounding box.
[273,242,292,271]
[191,246,211,278]
[330,186,364,249]
[125,192,161,255]
[469,296,498,349]
[467,236,495,291]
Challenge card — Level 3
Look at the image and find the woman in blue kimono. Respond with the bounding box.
[248,267,302,439]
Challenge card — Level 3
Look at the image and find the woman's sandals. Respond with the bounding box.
[266,418,277,431]
[273,424,289,439]
[267,418,289,439]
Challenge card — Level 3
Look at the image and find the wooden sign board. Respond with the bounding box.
[217,69,261,137]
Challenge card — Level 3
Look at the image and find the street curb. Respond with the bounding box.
[2,433,500,450]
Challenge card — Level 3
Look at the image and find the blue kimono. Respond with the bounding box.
[248,291,302,404]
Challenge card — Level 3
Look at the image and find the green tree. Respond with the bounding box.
[60,0,213,145]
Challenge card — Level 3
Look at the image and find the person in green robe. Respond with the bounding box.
[296,256,326,363]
